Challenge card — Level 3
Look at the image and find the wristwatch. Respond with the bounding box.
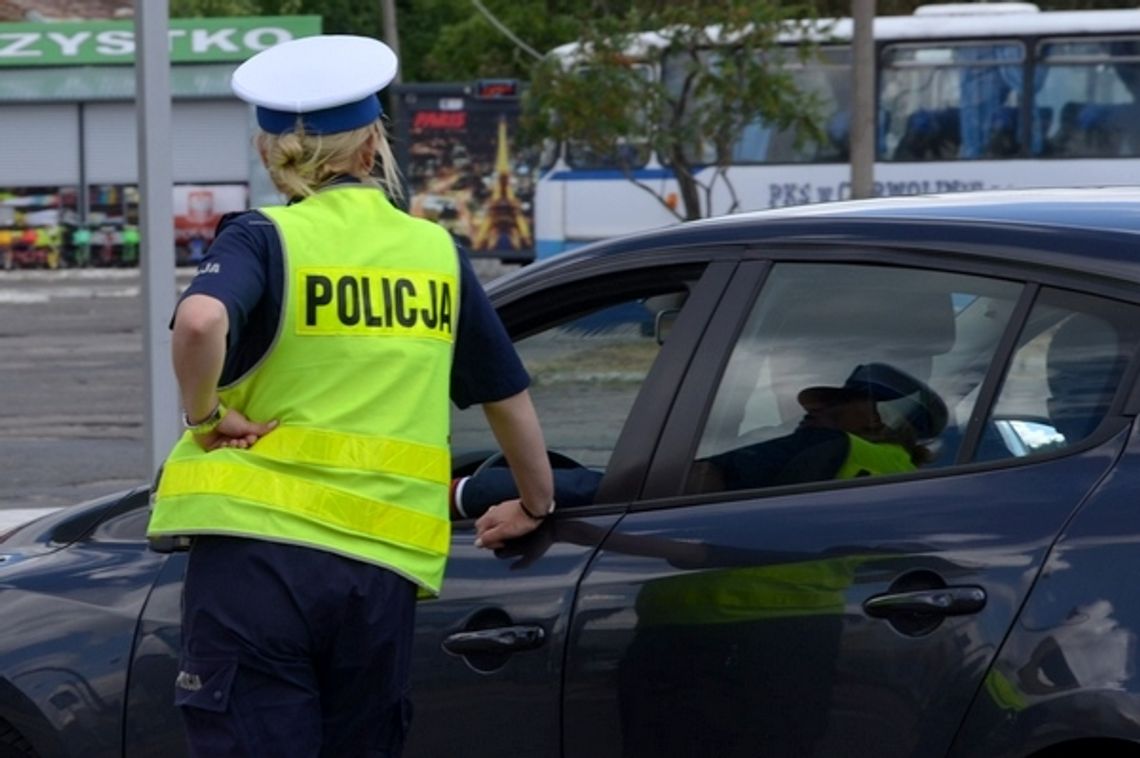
[518,498,556,521]
[182,401,228,435]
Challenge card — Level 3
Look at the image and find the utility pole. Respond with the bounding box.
[135,0,179,477]
[850,0,876,200]
[380,0,402,158]
[381,0,402,84]
[380,0,403,202]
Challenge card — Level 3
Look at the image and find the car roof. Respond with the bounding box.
[501,187,1140,292]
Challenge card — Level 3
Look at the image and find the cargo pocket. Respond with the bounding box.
[174,655,237,713]
[388,697,414,756]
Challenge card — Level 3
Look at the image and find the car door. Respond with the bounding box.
[561,257,1140,758]
[402,255,738,756]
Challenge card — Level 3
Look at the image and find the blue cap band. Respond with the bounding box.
[255,94,382,135]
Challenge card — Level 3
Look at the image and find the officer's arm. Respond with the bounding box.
[473,389,555,549]
[171,295,277,451]
[172,294,228,424]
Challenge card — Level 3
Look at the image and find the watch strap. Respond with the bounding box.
[518,498,555,520]
[182,401,228,434]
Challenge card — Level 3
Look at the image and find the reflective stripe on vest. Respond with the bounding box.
[148,185,459,593]
[835,433,915,479]
[252,425,451,485]
[157,458,449,556]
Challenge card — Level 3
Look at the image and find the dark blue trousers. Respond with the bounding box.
[177,536,417,757]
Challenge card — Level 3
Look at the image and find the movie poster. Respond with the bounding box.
[400,83,536,263]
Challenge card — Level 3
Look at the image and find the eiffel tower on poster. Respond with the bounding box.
[473,117,533,253]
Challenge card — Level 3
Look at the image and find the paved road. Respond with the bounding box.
[0,268,165,520]
[0,260,514,527]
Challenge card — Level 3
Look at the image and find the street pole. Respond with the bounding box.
[135,1,180,477]
[380,0,404,202]
[381,0,402,84]
[850,0,876,200]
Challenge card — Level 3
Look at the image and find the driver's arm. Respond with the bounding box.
[475,389,555,548]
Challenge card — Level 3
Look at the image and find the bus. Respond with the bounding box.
[534,3,1140,258]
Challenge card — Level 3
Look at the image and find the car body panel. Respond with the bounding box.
[0,490,165,758]
[562,428,1130,758]
[119,513,627,757]
[4,189,1140,756]
[949,421,1140,757]
[124,552,184,756]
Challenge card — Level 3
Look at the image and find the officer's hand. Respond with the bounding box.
[493,521,554,569]
[192,410,278,452]
[474,499,541,550]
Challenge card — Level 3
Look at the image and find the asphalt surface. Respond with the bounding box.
[0,259,514,527]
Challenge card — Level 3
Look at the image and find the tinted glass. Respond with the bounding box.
[688,263,1023,494]
[979,287,1140,459]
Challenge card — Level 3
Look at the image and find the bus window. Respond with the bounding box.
[1036,37,1140,158]
[880,41,1026,161]
[663,46,851,165]
[755,47,852,164]
[565,64,654,171]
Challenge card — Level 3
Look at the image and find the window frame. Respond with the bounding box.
[461,256,738,513]
[639,247,1140,506]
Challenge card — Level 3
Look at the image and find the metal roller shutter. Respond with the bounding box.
[0,104,80,187]
[172,101,251,183]
[83,100,250,185]
[83,102,137,184]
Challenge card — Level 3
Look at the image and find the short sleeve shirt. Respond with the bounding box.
[178,204,529,410]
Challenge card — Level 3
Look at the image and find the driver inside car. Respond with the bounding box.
[451,456,603,520]
[690,362,948,492]
[450,362,948,518]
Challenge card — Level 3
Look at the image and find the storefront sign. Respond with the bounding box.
[0,16,320,66]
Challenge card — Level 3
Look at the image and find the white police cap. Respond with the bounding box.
[231,34,398,135]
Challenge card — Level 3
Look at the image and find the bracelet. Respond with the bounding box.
[182,401,228,435]
[518,498,556,521]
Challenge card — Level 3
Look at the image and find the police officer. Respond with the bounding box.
[147,35,554,757]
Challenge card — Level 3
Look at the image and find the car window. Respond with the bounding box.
[978,287,1140,459]
[451,284,692,500]
[686,263,1023,494]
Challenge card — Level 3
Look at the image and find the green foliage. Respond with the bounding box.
[171,0,374,33]
[255,0,379,34]
[170,0,260,16]
[523,0,828,220]
[418,2,580,81]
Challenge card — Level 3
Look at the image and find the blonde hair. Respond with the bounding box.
[256,118,404,202]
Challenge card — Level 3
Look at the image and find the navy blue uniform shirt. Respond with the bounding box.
[178,202,528,409]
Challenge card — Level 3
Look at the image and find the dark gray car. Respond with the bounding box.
[4,188,1140,757]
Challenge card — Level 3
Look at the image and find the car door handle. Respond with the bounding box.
[442,624,546,655]
[863,586,986,618]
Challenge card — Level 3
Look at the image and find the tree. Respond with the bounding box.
[523,1,827,221]
[171,0,376,39]
[411,0,580,82]
[171,0,261,16]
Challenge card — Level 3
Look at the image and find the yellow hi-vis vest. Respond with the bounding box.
[148,185,459,594]
[835,433,915,479]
